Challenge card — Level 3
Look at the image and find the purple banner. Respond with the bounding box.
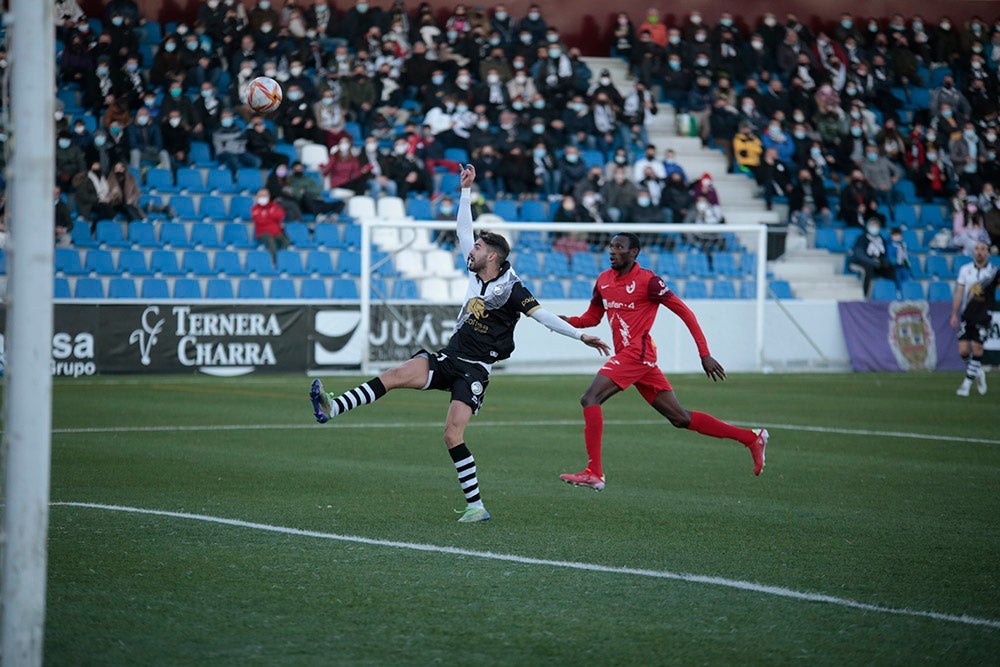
[838,301,966,372]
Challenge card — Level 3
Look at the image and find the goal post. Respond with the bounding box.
[358,218,769,375]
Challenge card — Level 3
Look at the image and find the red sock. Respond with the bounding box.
[688,411,756,446]
[583,405,604,477]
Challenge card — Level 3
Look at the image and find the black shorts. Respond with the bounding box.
[958,318,989,344]
[415,350,490,414]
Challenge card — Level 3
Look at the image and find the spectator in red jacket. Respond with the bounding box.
[251,187,290,263]
[320,139,372,194]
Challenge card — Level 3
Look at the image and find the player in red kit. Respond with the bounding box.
[559,232,768,491]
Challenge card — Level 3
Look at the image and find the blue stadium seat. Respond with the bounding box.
[212,249,247,276]
[391,278,420,299]
[581,150,605,168]
[405,197,433,220]
[569,280,594,299]
[190,141,215,168]
[543,251,572,279]
[539,280,566,299]
[245,250,280,276]
[205,278,235,299]
[685,252,712,278]
[139,20,162,45]
[229,195,254,222]
[55,248,86,275]
[176,168,207,194]
[181,250,214,276]
[71,223,99,248]
[656,253,682,276]
[235,168,264,193]
[953,255,972,275]
[331,277,359,299]
[711,280,737,299]
[158,221,192,248]
[305,250,336,276]
[902,230,924,256]
[300,278,328,299]
[206,168,238,194]
[769,279,795,299]
[438,172,461,193]
[95,220,130,248]
[892,204,918,228]
[341,224,362,249]
[344,121,362,143]
[517,231,550,251]
[896,180,917,204]
[174,278,203,299]
[870,279,898,301]
[273,142,297,164]
[815,228,843,252]
[520,200,548,221]
[54,277,71,299]
[128,221,160,248]
[168,195,197,221]
[900,280,925,300]
[190,222,223,248]
[276,249,307,276]
[515,252,540,277]
[138,194,168,221]
[268,278,297,299]
[371,250,396,277]
[198,195,229,221]
[683,280,708,299]
[739,280,758,299]
[492,199,519,221]
[925,255,951,279]
[74,277,104,298]
[140,278,170,299]
[927,281,952,302]
[222,222,255,249]
[444,147,469,164]
[570,252,599,278]
[284,222,316,249]
[337,250,362,275]
[314,224,342,248]
[711,252,741,277]
[118,249,152,276]
[144,167,177,193]
[108,277,137,298]
[841,230,863,257]
[919,205,947,228]
[150,249,184,276]
[84,249,118,275]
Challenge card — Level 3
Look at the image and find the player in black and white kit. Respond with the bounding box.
[310,165,610,522]
[951,240,1000,397]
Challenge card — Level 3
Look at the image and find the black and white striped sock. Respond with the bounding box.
[327,377,387,417]
[449,443,484,508]
[967,356,982,381]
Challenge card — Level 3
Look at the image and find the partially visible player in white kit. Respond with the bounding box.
[309,165,610,522]
[951,241,1000,396]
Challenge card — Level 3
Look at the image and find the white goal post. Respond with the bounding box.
[358,219,770,375]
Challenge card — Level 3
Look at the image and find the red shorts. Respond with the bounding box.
[599,351,672,404]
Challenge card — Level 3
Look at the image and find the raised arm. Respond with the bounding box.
[457,164,476,258]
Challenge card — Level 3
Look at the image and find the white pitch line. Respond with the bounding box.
[50,421,1000,445]
[52,502,1000,630]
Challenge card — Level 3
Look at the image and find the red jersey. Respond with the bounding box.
[566,262,710,364]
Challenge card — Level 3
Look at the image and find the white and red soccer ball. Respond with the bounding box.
[244,76,283,113]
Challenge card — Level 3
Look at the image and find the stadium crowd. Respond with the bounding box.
[21,1,1000,290]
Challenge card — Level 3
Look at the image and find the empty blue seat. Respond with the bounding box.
[158,221,192,248]
[139,20,162,44]
[685,252,712,277]
[391,278,420,299]
[54,277,71,299]
[169,195,197,220]
[517,230,550,251]
[190,222,223,248]
[206,168,238,194]
[711,252,741,277]
[569,280,593,299]
[769,279,794,299]
[520,200,548,222]
[284,222,316,249]
[492,199,520,221]
[925,255,951,279]
[139,194,169,221]
[570,253,599,277]
[55,248,86,275]
[275,249,307,276]
[581,149,605,168]
[711,280,737,299]
[212,249,247,276]
[314,224,342,248]
[174,278,203,299]
[235,168,264,193]
[198,195,229,221]
[405,197,433,220]
[683,280,708,299]
[337,250,362,275]
[245,250,279,276]
[927,281,952,301]
[144,167,177,193]
[919,205,946,228]
[896,180,916,203]
[108,277,137,298]
[341,224,362,249]
[444,147,470,163]
[268,278,297,299]
[543,252,572,279]
[740,280,758,299]
[74,277,104,298]
[515,252,541,277]
[96,220,130,248]
[205,278,234,299]
[657,253,682,276]
[181,250,214,276]
[70,224,99,248]
[815,228,843,253]
[229,195,254,221]
[870,279,898,301]
[222,222,255,248]
[140,278,170,299]
[438,172,461,193]
[902,230,924,255]
[190,141,215,168]
[84,249,118,275]
[128,221,160,248]
[539,280,566,299]
[150,249,184,276]
[237,278,266,299]
[900,280,925,300]
[301,278,328,299]
[305,250,336,276]
[117,249,152,276]
[331,277,359,299]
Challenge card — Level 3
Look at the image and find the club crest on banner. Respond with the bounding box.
[888,301,936,371]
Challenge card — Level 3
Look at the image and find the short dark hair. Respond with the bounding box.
[478,231,510,262]
[615,232,642,251]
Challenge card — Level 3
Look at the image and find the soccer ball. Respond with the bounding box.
[245,76,283,113]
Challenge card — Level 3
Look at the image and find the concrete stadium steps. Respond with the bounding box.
[768,248,863,300]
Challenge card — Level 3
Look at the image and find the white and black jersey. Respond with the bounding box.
[957,261,1000,324]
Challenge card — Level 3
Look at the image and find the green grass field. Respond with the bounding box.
[43,371,999,665]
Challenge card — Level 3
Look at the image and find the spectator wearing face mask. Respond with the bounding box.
[358,136,398,199]
[313,89,353,149]
[849,215,896,297]
[213,111,262,175]
[860,144,903,218]
[251,187,290,263]
[321,138,372,195]
[160,109,191,171]
[127,106,171,170]
[150,35,185,87]
[245,114,287,170]
[915,147,955,202]
[952,198,992,256]
[949,124,985,193]
[839,170,881,228]
[73,161,114,229]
